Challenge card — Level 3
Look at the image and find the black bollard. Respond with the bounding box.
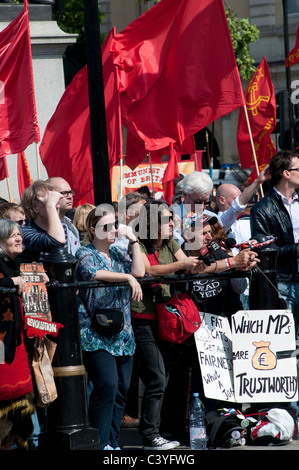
[249,237,286,310]
[39,247,100,450]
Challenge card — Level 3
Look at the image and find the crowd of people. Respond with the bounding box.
[0,149,298,450]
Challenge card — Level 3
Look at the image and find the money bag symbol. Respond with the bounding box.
[252,340,277,370]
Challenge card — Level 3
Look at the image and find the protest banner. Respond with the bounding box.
[232,309,298,403]
[194,313,234,402]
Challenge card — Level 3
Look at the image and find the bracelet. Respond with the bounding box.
[130,240,138,245]
[212,261,217,273]
[225,258,232,269]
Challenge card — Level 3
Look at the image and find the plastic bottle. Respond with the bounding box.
[189,392,207,449]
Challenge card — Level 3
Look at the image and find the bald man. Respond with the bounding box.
[47,177,81,256]
[216,166,270,234]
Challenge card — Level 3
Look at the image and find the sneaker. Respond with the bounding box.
[143,436,180,450]
[103,444,114,450]
[114,447,121,450]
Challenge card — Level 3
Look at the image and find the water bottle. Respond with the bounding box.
[189,392,207,449]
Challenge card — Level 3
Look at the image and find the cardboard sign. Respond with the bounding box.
[194,313,234,401]
[232,310,298,403]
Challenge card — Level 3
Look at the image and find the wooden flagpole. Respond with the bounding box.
[6,176,12,202]
[243,104,264,197]
[148,153,155,196]
[35,143,41,179]
[119,156,123,200]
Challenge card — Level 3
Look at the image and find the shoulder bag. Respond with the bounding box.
[147,246,201,344]
[79,291,124,337]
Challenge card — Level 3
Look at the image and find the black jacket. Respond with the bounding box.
[250,188,298,280]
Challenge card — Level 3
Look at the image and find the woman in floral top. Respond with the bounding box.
[75,207,144,450]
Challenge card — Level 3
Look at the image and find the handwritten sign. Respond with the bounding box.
[194,313,234,401]
[232,310,298,403]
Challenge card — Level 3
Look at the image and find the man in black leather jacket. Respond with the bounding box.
[250,150,299,329]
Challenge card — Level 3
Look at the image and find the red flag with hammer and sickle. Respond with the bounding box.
[237,56,276,177]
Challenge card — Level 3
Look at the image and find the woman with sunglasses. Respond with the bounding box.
[75,207,144,450]
[131,200,201,450]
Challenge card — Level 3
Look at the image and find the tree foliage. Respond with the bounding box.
[225,3,259,80]
[54,0,104,43]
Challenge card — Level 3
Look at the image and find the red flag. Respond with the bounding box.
[111,0,244,152]
[0,156,8,181]
[0,0,40,157]
[18,151,33,198]
[286,22,299,67]
[40,28,122,206]
[237,57,276,172]
[162,144,179,205]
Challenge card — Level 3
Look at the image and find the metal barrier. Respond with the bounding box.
[1,241,282,450]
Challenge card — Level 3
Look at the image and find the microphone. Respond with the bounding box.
[225,238,236,250]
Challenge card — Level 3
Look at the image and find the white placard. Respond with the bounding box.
[232,310,298,403]
[194,313,234,402]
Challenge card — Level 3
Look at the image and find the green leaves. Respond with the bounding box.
[225,6,260,81]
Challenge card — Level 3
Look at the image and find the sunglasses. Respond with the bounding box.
[287,167,299,172]
[98,221,119,232]
[60,190,75,197]
[16,219,26,226]
[161,215,174,224]
[188,194,211,205]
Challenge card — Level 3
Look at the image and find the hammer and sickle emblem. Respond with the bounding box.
[246,82,270,116]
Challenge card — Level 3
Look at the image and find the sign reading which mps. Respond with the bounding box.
[232,310,298,403]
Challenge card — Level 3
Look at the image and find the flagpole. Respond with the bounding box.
[148,153,155,196]
[35,143,41,179]
[243,104,264,197]
[6,177,12,202]
[119,156,123,200]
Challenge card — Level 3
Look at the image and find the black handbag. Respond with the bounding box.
[79,292,124,337]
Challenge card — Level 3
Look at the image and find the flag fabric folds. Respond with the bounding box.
[18,152,33,198]
[111,0,245,153]
[286,22,299,68]
[237,56,276,179]
[40,28,122,206]
[0,157,8,181]
[0,0,40,158]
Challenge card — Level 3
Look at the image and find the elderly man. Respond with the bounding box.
[47,177,81,256]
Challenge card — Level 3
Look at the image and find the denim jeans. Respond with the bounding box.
[278,281,299,338]
[83,349,133,449]
[132,320,173,443]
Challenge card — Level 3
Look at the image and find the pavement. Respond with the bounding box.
[119,426,299,452]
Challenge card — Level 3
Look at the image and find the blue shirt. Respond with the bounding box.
[75,243,135,356]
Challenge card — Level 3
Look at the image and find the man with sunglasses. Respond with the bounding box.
[47,177,81,256]
[251,150,299,334]
[0,203,26,226]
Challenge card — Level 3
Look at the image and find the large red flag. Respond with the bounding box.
[0,0,40,157]
[111,0,245,152]
[40,28,122,206]
[237,56,276,175]
[286,22,299,68]
[18,151,33,198]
